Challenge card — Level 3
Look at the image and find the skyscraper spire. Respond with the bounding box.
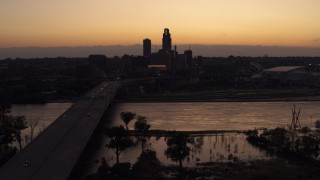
[162,28,172,51]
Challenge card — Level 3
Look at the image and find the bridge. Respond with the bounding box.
[0,81,119,180]
[0,78,165,180]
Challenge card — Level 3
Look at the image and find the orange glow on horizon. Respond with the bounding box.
[1,0,319,48]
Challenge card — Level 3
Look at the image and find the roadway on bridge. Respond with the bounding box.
[0,81,119,180]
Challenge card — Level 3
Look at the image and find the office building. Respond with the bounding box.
[162,28,172,51]
[143,38,151,57]
[184,50,193,69]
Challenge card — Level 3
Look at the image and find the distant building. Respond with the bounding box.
[143,38,151,57]
[261,66,306,81]
[148,28,175,72]
[250,65,318,84]
[200,63,237,80]
[176,54,187,69]
[88,55,107,78]
[162,28,172,52]
[184,50,193,69]
[196,56,203,66]
[88,55,106,68]
[126,56,149,78]
[146,28,194,75]
[149,52,172,71]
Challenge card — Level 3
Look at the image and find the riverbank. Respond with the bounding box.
[117,87,320,103]
[47,99,74,103]
[117,95,320,103]
[87,154,320,180]
[119,96,320,103]
[128,129,248,136]
[162,158,320,180]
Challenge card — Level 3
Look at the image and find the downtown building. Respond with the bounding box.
[147,28,193,75]
[143,38,151,57]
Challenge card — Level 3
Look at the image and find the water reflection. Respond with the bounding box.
[85,101,320,176]
[11,103,72,146]
[109,102,320,130]
[87,133,269,175]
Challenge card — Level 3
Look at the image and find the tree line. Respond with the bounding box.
[97,111,194,179]
[246,125,320,160]
[0,104,39,167]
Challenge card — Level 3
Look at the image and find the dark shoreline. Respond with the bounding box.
[14,96,320,105]
[127,129,249,136]
[116,96,320,103]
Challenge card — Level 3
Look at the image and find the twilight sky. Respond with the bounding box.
[1,0,320,48]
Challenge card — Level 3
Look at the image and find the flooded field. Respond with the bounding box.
[85,133,270,175]
[83,101,320,176]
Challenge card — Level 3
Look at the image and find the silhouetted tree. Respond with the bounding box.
[0,105,26,152]
[261,127,288,148]
[0,104,11,117]
[120,112,136,130]
[191,136,204,154]
[0,116,15,154]
[165,132,193,170]
[246,129,259,144]
[300,126,311,134]
[0,105,10,154]
[96,157,111,178]
[131,150,162,179]
[105,126,133,164]
[0,104,27,166]
[300,136,320,158]
[315,120,320,129]
[11,116,27,150]
[134,116,151,151]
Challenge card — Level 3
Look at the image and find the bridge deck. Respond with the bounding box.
[0,81,119,180]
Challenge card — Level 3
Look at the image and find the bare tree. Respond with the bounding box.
[27,118,39,141]
[291,105,301,130]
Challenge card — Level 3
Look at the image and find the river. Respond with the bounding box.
[11,103,73,147]
[109,101,320,130]
[12,101,319,137]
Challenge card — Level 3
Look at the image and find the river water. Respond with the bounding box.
[11,101,320,140]
[11,103,73,147]
[109,102,320,130]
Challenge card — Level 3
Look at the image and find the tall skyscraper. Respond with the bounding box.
[143,38,151,57]
[162,28,172,51]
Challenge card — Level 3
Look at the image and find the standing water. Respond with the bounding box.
[82,101,320,176]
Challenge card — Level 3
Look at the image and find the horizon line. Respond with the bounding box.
[1,44,319,49]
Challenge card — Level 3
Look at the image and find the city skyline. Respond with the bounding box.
[1,0,320,48]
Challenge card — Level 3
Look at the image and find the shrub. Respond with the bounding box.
[315,120,320,129]
[131,150,162,179]
[300,126,311,134]
[111,162,131,177]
